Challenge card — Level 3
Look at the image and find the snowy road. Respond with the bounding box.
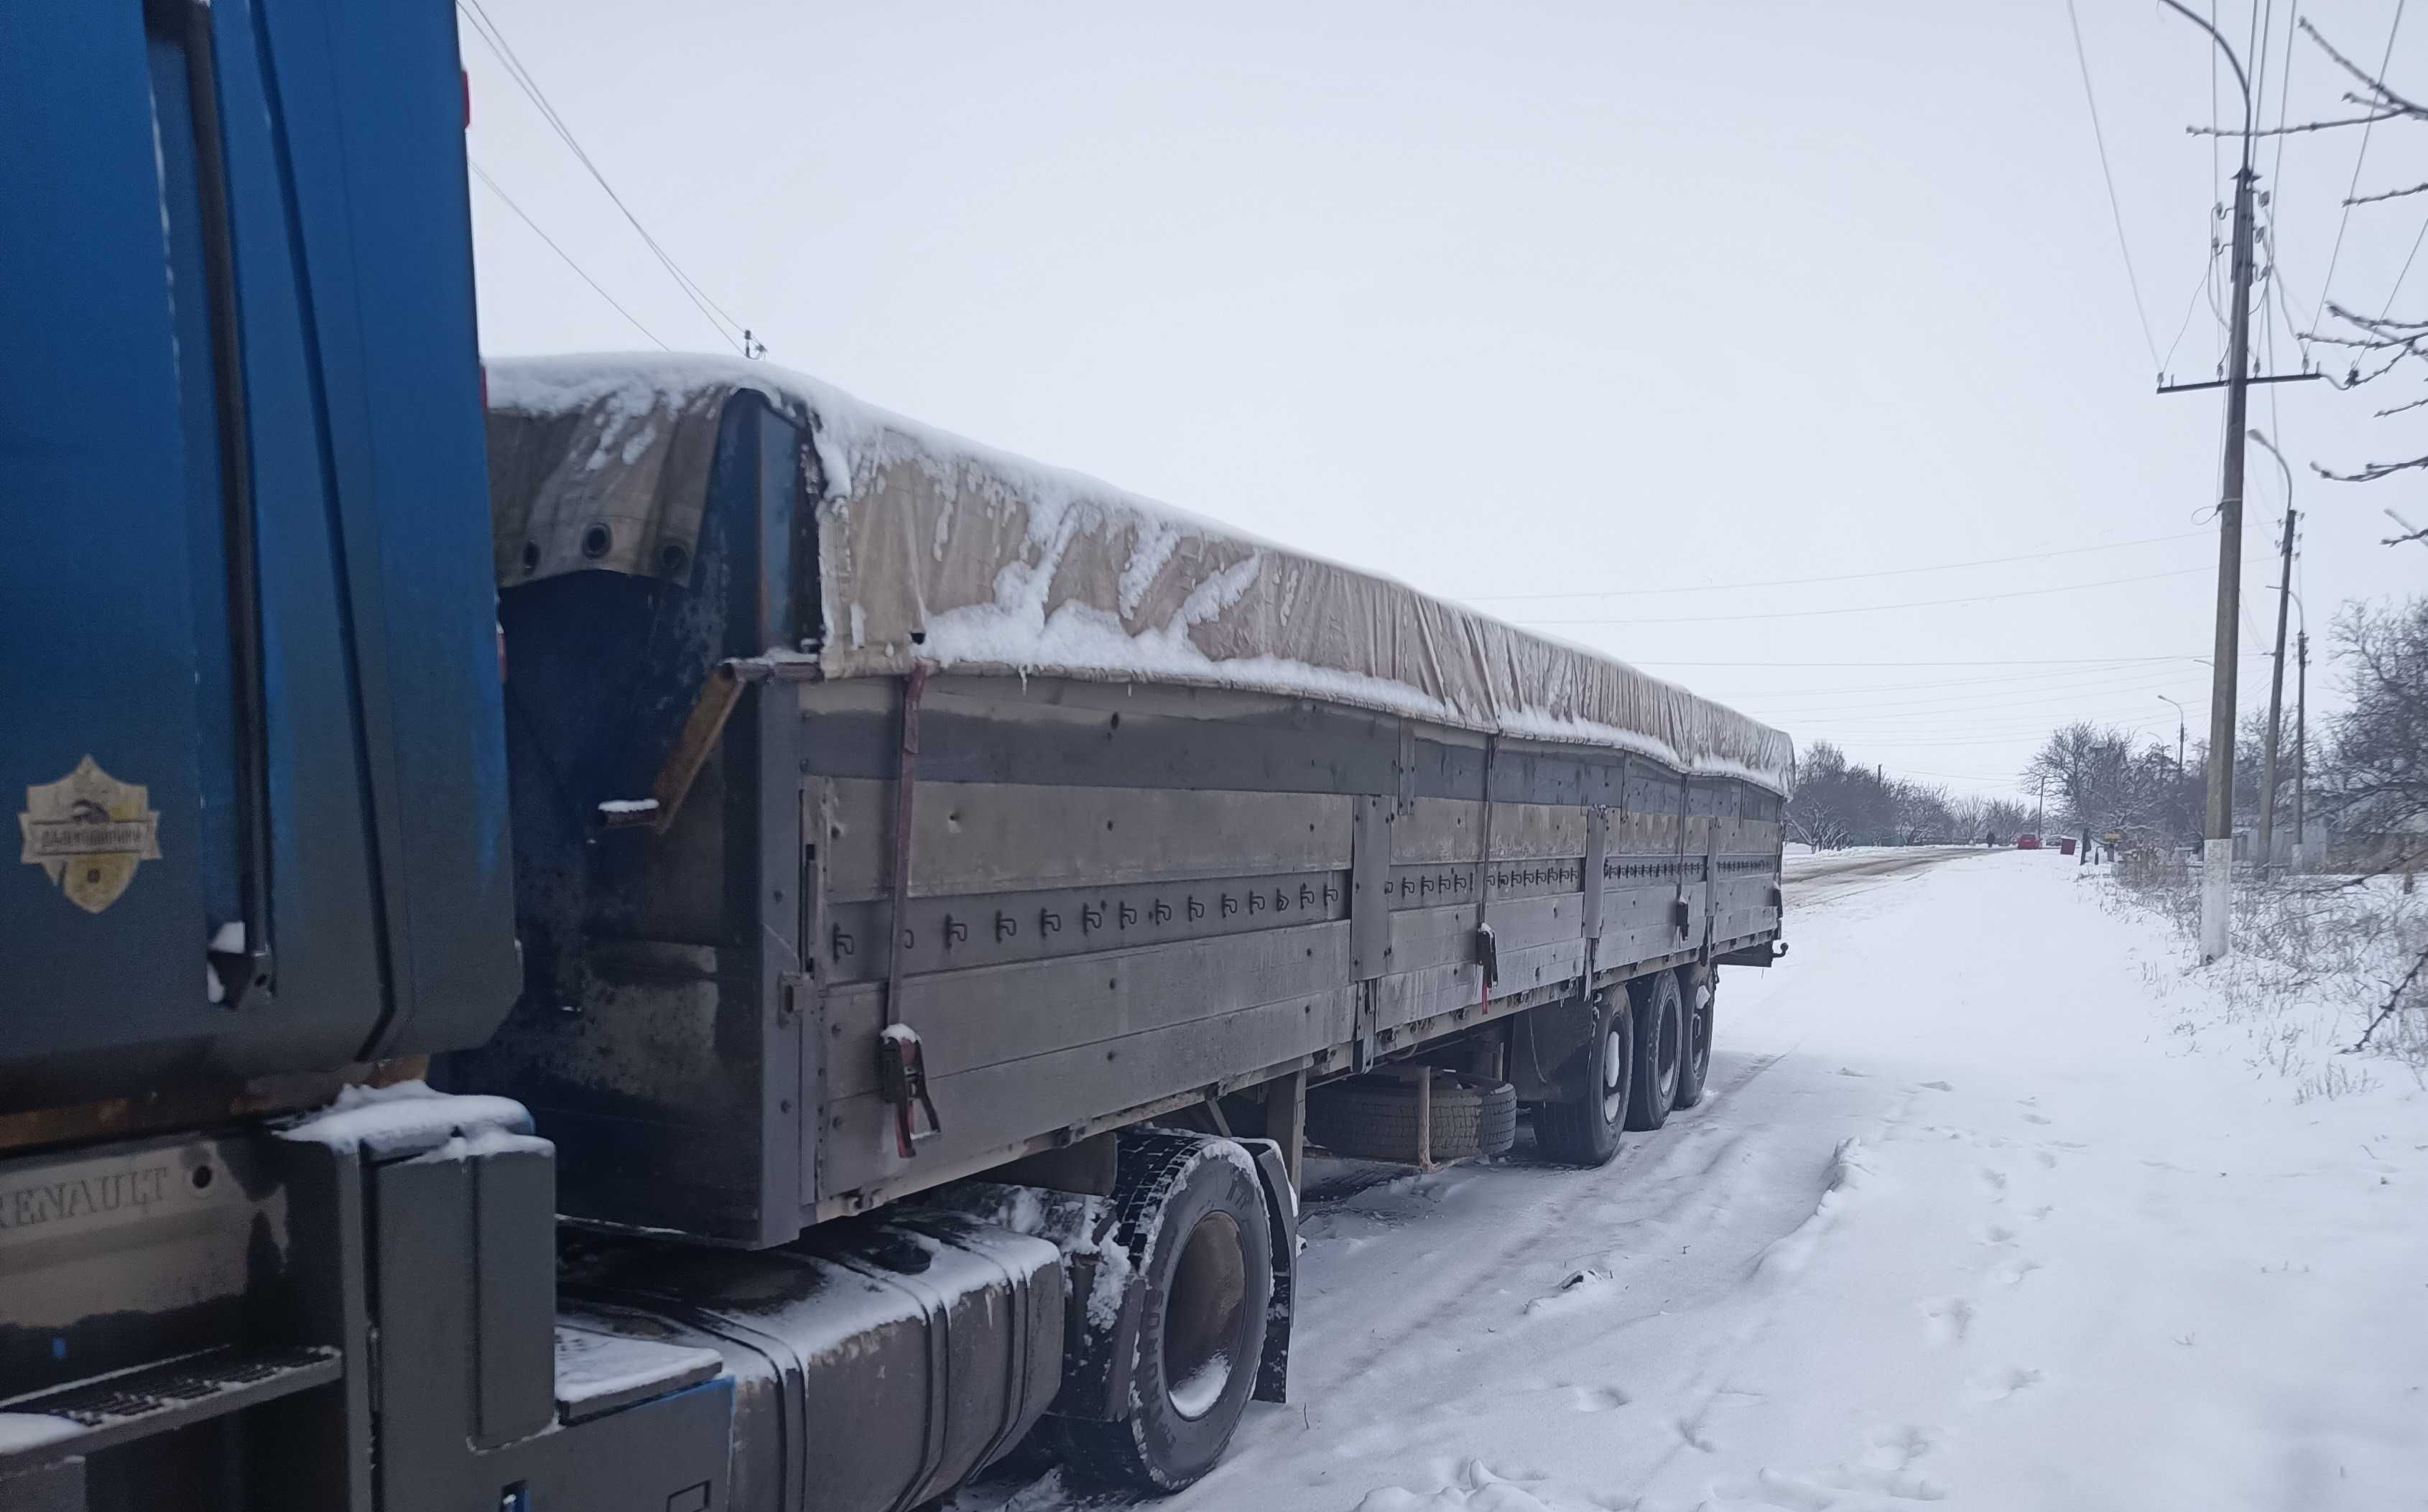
[971,850,2428,1512]
[1779,845,1983,907]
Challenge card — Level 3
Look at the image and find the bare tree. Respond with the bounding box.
[2315,596,2428,1047]
[1788,745,2031,850]
[1891,779,1955,845]
[2203,22,2428,491]
[1982,798,2034,839]
[2318,598,2428,854]
[1786,742,1891,850]
[1946,793,1987,842]
[2025,723,2177,855]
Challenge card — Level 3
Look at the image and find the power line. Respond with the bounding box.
[2266,0,2300,345]
[469,160,669,351]
[2065,0,2163,370]
[1744,658,2207,701]
[1748,667,2205,718]
[1718,659,2205,700]
[2261,0,2299,425]
[1457,531,2205,603]
[1805,719,2191,745]
[2163,254,2219,376]
[1788,700,2208,739]
[1900,767,2049,783]
[459,0,743,345]
[2208,0,2223,198]
[2388,211,2428,308]
[2248,0,2271,107]
[1766,677,2210,726]
[458,0,751,353]
[2313,0,2410,327]
[1632,657,2206,667]
[1512,567,2208,627]
[1804,722,2184,748]
[1827,727,2161,750]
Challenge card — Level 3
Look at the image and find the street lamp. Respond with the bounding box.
[2158,695,2187,772]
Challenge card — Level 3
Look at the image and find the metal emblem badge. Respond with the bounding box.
[19,756,162,913]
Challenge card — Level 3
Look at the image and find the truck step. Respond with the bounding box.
[0,1344,341,1472]
[552,1321,723,1424]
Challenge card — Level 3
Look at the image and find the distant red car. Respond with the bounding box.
[2016,835,2042,850]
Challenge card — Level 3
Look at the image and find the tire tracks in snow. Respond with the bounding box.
[1309,1049,1794,1393]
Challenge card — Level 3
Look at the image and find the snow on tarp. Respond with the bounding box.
[486,354,1794,793]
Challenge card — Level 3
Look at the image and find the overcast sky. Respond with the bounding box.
[462,1,2426,804]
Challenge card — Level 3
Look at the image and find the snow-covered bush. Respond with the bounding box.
[2105,868,2428,1095]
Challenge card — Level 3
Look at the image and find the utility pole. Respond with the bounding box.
[2250,430,2296,878]
[2294,629,2308,871]
[2197,154,2254,955]
[2157,0,2262,963]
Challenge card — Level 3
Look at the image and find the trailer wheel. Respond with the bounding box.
[1626,970,1685,1131]
[1055,1132,1273,1493]
[1303,1075,1518,1164]
[1672,968,1715,1110]
[1532,991,1634,1167]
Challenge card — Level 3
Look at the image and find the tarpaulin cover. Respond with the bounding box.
[486,356,1794,792]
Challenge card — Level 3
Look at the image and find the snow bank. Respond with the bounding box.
[486,355,1793,792]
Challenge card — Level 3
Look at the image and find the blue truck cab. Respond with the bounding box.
[2,0,518,1108]
[1,14,1062,1512]
[0,9,746,1510]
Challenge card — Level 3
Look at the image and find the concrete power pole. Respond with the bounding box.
[2159,0,2257,963]
[2294,629,2309,870]
[2197,161,2256,957]
[2251,431,2296,877]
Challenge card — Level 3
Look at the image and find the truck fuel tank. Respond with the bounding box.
[561,1212,1062,1512]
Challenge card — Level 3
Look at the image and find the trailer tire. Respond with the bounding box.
[1055,1132,1272,1493]
[1626,970,1685,1131]
[1304,1075,1518,1164]
[1532,991,1633,1167]
[1673,968,1715,1110]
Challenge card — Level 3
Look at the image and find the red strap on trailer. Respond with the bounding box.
[878,665,938,1156]
[878,1026,942,1157]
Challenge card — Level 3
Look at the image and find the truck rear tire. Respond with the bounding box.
[1673,968,1715,1110]
[1304,1075,1518,1164]
[1625,970,1685,1131]
[1055,1132,1273,1493]
[1532,991,1634,1167]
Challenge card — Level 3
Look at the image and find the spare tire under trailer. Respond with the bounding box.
[1302,1073,1520,1166]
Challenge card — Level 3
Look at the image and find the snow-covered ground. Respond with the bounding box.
[965,849,2428,1512]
